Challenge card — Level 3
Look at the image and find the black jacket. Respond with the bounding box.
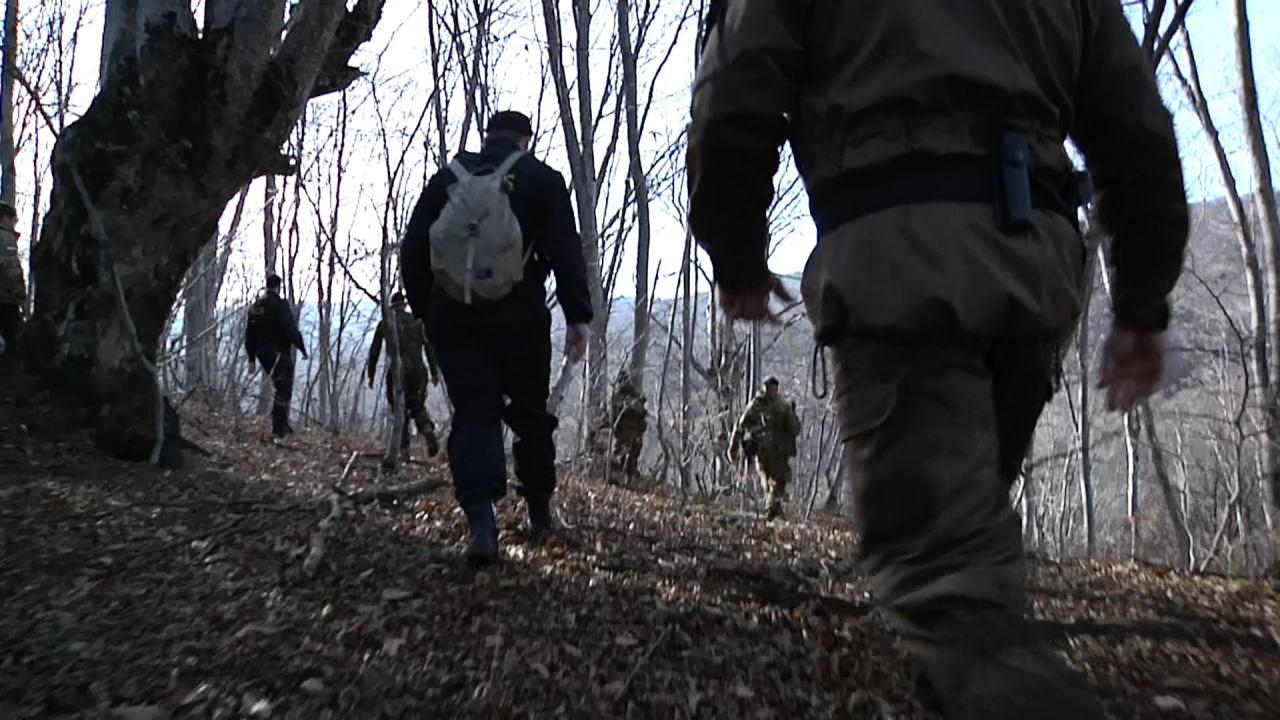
[244,290,307,359]
[400,137,595,327]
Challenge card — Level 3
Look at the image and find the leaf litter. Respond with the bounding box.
[0,398,1277,719]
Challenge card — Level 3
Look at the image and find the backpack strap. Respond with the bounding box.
[495,150,525,177]
[448,157,471,180]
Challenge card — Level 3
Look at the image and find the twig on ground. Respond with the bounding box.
[338,478,449,505]
[614,624,673,711]
[303,493,345,576]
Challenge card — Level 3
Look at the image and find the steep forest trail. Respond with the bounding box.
[2,385,1278,719]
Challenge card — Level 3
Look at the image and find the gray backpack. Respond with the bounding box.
[428,151,531,303]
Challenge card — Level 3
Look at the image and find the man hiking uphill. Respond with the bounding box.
[245,274,308,439]
[401,110,594,568]
[687,2,1188,717]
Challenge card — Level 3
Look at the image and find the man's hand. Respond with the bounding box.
[300,350,309,360]
[566,323,590,364]
[717,274,795,323]
[1098,327,1165,413]
[247,359,257,375]
[367,376,375,390]
[431,372,441,386]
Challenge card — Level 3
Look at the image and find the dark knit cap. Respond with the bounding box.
[486,111,533,137]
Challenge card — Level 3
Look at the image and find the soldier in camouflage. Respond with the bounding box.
[0,202,25,353]
[729,377,801,520]
[688,2,1187,716]
[367,292,441,458]
[609,368,647,481]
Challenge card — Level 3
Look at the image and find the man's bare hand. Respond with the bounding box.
[1098,327,1165,413]
[717,274,795,323]
[566,323,590,364]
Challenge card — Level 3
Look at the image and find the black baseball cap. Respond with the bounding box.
[486,111,533,137]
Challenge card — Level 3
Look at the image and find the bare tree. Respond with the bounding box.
[1,0,16,204]
[1231,0,1280,512]
[24,0,386,460]
[540,0,612,434]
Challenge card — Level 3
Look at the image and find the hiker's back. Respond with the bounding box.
[428,148,531,305]
[791,2,1085,181]
[392,307,425,363]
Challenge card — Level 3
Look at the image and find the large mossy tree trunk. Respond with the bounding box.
[27,0,384,463]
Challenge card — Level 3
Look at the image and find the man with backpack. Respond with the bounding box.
[366,291,442,459]
[245,274,308,438]
[400,110,594,567]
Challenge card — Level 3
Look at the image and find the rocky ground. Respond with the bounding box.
[1,387,1278,719]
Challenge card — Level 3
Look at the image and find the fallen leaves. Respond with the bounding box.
[0,401,1276,719]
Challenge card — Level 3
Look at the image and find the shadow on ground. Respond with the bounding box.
[1,376,1277,719]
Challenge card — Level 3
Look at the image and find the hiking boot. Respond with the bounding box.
[424,431,440,458]
[527,495,557,534]
[916,641,1107,720]
[765,499,785,521]
[464,502,500,568]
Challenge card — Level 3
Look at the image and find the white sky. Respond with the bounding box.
[11,0,1280,309]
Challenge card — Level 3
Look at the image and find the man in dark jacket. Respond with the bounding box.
[401,110,594,567]
[687,2,1188,718]
[245,274,308,438]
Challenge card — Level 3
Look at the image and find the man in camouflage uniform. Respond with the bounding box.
[0,201,25,353]
[729,377,801,520]
[367,292,441,458]
[609,368,647,480]
[688,2,1187,717]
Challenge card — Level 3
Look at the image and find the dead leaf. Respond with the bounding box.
[300,678,326,694]
[109,708,169,720]
[381,588,413,601]
[615,633,639,647]
[383,637,406,657]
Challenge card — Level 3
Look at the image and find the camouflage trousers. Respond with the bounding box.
[831,334,1105,719]
[385,360,436,451]
[755,453,792,517]
[612,433,643,478]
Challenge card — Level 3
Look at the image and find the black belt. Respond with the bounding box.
[809,153,1090,236]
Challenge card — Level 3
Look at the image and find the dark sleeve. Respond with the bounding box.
[367,321,385,380]
[400,170,454,320]
[1071,0,1189,334]
[534,166,595,326]
[686,0,808,294]
[244,310,257,360]
[273,297,306,354]
[422,331,441,379]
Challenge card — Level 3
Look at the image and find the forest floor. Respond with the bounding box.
[2,384,1279,719]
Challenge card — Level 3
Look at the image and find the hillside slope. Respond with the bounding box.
[1,376,1277,719]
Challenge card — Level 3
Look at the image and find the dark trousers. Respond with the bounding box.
[831,333,1105,715]
[255,349,295,436]
[0,304,21,351]
[384,360,432,450]
[426,291,557,510]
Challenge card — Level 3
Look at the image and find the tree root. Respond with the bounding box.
[301,477,448,576]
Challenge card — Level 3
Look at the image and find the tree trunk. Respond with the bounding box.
[182,237,217,396]
[680,224,693,492]
[540,0,609,432]
[618,0,651,390]
[27,0,383,461]
[258,175,280,416]
[0,0,17,204]
[1232,0,1280,512]
[1076,280,1097,557]
[1124,409,1141,562]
